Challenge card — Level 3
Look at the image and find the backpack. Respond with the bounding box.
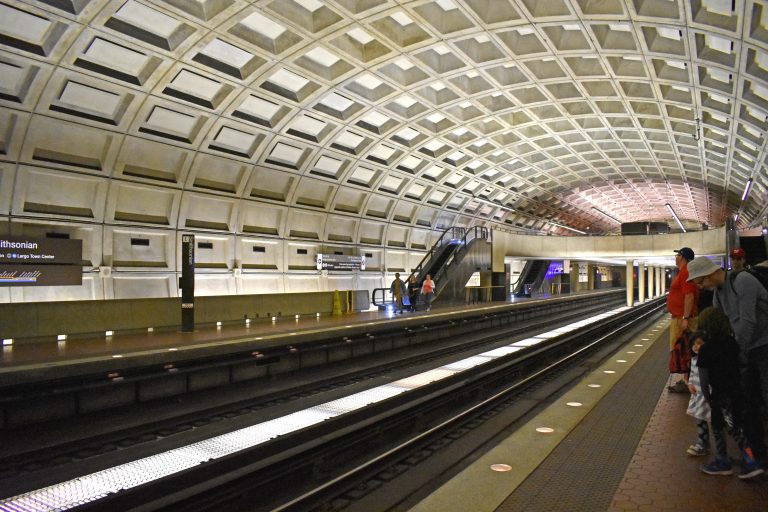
[745,264,768,293]
[669,331,692,374]
[729,264,768,297]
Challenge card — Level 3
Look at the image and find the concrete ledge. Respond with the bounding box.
[0,290,370,342]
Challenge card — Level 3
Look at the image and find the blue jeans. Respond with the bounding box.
[740,344,768,462]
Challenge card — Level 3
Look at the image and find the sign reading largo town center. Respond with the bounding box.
[0,236,83,286]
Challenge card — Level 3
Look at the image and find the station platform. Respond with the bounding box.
[407,316,768,512]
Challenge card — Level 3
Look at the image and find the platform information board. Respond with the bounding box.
[0,236,82,286]
[316,254,365,271]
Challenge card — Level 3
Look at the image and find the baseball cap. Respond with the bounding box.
[730,247,745,259]
[674,247,695,261]
[686,257,720,282]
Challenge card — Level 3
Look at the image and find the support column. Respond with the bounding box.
[570,261,579,294]
[656,267,662,297]
[638,261,645,303]
[661,267,667,295]
[647,264,653,299]
[587,263,595,290]
[626,260,634,307]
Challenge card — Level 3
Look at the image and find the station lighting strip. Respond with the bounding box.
[0,306,630,512]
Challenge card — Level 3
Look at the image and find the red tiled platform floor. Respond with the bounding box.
[610,389,768,512]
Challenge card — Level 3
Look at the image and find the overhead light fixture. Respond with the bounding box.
[665,203,686,233]
[549,221,586,235]
[734,212,740,222]
[741,178,753,201]
[592,207,620,223]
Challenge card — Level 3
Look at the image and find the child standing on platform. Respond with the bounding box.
[685,332,710,457]
[694,308,764,479]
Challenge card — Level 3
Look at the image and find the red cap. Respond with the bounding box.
[731,248,745,258]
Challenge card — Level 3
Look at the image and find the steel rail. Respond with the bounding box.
[270,299,665,512]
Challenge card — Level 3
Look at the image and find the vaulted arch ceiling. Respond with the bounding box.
[1,0,767,242]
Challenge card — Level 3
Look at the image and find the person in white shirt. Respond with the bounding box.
[421,274,435,311]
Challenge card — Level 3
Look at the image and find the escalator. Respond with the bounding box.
[409,226,466,284]
[430,227,491,305]
[512,260,550,297]
[371,226,491,310]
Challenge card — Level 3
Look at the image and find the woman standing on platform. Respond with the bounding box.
[407,275,419,312]
[421,274,435,311]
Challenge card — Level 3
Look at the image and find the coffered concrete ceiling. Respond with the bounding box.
[1,0,767,240]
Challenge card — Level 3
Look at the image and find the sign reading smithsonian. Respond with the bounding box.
[0,236,82,286]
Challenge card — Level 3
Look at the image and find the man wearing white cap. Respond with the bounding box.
[687,256,768,465]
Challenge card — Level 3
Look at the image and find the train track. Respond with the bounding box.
[0,296,665,511]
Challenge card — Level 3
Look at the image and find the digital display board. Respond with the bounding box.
[316,254,365,271]
[0,236,83,286]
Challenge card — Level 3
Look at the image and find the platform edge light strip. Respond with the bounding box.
[0,306,630,512]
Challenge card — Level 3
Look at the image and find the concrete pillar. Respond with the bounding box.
[587,263,595,290]
[570,261,579,294]
[626,260,634,307]
[661,267,667,295]
[638,261,645,303]
[647,264,653,299]
[656,267,662,297]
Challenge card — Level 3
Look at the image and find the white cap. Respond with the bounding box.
[686,257,721,281]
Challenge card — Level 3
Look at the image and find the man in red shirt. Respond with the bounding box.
[667,247,699,392]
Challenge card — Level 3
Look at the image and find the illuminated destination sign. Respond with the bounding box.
[0,236,82,286]
[316,254,365,271]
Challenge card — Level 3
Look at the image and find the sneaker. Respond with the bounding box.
[701,458,733,475]
[738,461,765,480]
[667,380,688,393]
[687,444,709,456]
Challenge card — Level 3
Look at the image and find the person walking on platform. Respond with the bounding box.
[421,274,435,311]
[689,310,764,479]
[667,247,699,393]
[407,275,419,312]
[390,272,406,314]
[687,256,768,469]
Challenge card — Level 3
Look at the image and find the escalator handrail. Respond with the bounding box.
[432,226,489,297]
[407,226,466,281]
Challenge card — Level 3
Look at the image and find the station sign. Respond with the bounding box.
[0,236,82,286]
[316,254,365,271]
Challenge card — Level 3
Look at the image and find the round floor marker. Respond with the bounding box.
[616,359,627,363]
[627,351,636,354]
[536,427,554,433]
[588,384,601,388]
[566,402,583,407]
[603,370,616,374]
[634,344,643,347]
[490,463,512,472]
